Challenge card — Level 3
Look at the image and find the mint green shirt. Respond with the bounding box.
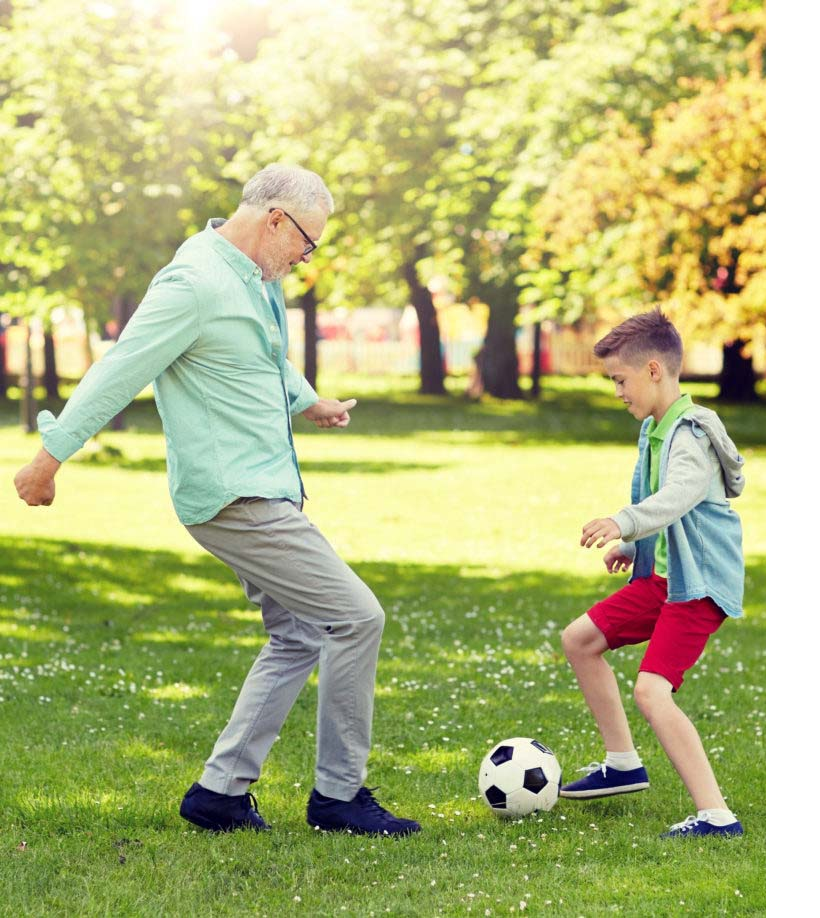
[38,220,319,524]
[646,393,693,576]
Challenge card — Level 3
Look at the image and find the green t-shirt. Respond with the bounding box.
[647,393,693,576]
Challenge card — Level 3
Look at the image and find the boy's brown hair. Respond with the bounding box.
[593,308,683,374]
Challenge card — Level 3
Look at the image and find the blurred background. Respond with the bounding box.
[0,0,765,427]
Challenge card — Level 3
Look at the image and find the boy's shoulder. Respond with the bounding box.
[676,404,745,498]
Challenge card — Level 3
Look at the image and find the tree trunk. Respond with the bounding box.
[529,320,542,400]
[402,254,445,395]
[43,328,59,398]
[302,286,318,391]
[718,339,758,402]
[481,304,522,399]
[20,322,37,433]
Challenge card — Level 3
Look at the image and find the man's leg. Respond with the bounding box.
[199,586,322,795]
[186,498,385,801]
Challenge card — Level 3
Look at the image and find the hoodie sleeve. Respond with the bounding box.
[612,426,717,542]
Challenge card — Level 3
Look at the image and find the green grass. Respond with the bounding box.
[0,377,765,916]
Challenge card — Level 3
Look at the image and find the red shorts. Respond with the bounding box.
[587,572,726,692]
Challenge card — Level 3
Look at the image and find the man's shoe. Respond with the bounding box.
[306,786,421,836]
[559,763,650,799]
[660,815,744,839]
[179,782,271,832]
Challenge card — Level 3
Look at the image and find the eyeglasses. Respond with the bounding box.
[269,207,318,256]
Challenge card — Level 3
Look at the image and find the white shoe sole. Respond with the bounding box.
[560,782,650,799]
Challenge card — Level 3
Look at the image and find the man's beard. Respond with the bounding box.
[260,242,292,282]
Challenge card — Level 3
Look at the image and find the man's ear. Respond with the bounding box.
[647,358,663,381]
[267,208,284,232]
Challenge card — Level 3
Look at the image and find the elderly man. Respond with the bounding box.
[14,164,420,837]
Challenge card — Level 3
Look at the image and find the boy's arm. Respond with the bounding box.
[612,427,715,542]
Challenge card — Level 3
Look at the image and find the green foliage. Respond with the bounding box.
[0,0,228,325]
[524,0,766,351]
[1,0,765,383]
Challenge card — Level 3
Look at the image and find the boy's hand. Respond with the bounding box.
[603,545,633,574]
[581,517,621,549]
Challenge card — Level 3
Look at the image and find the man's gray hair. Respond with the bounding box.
[241,164,334,216]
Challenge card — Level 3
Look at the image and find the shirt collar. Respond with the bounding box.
[205,218,262,285]
[647,393,693,441]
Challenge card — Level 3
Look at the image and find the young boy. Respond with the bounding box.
[559,308,746,838]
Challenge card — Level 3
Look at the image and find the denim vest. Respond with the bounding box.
[629,416,744,618]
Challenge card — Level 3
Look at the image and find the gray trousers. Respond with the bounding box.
[185,498,385,801]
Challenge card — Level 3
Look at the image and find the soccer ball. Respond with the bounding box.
[478,737,562,817]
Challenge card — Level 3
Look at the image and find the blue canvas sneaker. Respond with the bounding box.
[307,787,421,836]
[661,815,744,839]
[559,762,650,799]
[179,782,271,832]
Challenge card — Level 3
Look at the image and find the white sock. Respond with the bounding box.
[604,750,642,771]
[697,808,737,826]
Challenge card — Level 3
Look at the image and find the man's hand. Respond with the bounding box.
[580,517,621,549]
[14,448,61,507]
[603,545,633,574]
[302,398,357,429]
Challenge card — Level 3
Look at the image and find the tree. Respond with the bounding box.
[0,0,226,380]
[523,0,765,398]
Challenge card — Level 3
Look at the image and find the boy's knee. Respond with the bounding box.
[560,624,577,657]
[561,616,603,660]
[633,673,672,718]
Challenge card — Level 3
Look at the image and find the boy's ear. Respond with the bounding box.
[647,358,663,380]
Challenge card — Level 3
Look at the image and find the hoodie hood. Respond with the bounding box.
[684,406,745,498]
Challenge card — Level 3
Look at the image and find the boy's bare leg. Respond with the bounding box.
[634,672,727,810]
[562,614,635,752]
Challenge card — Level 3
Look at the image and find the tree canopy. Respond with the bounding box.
[0,0,765,396]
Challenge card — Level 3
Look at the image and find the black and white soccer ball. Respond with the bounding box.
[478,737,562,817]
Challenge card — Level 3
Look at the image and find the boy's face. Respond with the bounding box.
[602,354,662,421]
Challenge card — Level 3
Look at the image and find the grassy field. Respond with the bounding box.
[0,376,765,916]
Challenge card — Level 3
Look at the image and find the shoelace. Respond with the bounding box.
[578,762,607,778]
[668,814,700,833]
[357,786,390,817]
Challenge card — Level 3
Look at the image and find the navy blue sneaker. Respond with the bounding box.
[661,815,744,839]
[559,762,650,799]
[179,782,271,832]
[306,787,421,836]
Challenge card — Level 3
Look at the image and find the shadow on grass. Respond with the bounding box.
[0,534,766,649]
[0,535,765,829]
